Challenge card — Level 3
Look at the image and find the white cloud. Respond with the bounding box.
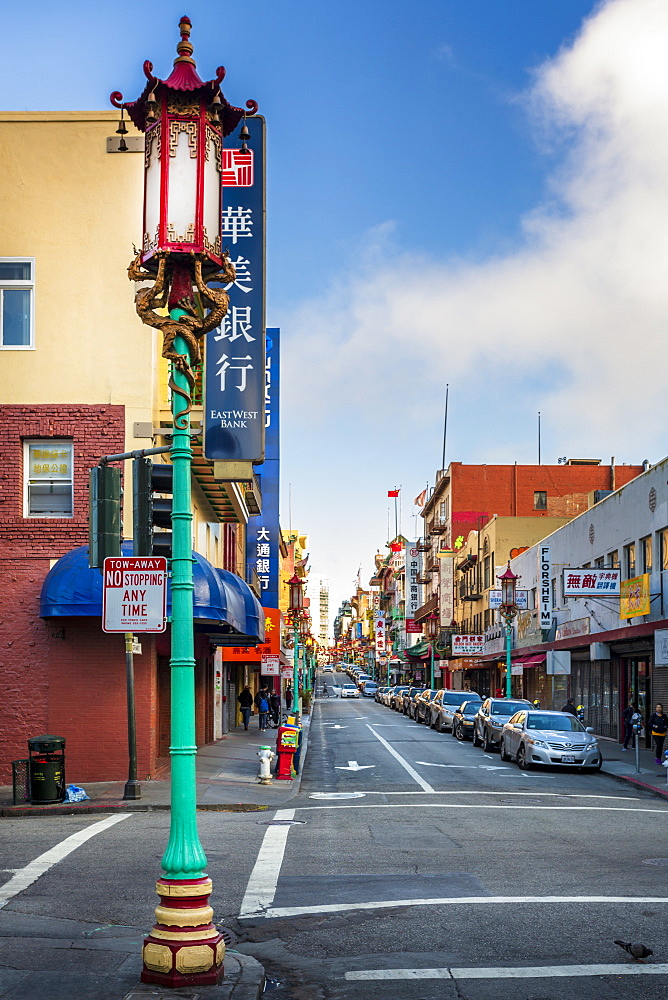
[280,0,668,609]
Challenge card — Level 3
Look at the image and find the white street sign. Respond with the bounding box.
[102,557,167,633]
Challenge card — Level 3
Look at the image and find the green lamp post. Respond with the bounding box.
[498,562,520,699]
[114,16,256,988]
[287,574,305,717]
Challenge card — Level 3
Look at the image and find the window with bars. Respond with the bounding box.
[0,260,34,348]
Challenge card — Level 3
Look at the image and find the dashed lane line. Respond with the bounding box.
[345,963,668,981]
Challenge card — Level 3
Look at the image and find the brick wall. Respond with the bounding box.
[0,405,126,784]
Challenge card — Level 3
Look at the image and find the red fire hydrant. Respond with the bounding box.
[275,723,300,780]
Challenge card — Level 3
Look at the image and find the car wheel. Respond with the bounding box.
[587,759,602,772]
[517,743,532,770]
[415,711,422,724]
[482,729,494,753]
[435,715,443,733]
[472,727,482,747]
[499,738,510,761]
[455,723,465,741]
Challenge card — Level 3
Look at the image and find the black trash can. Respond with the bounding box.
[28,735,66,804]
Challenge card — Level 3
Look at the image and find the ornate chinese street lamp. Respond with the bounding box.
[286,574,305,717]
[497,562,520,699]
[112,17,256,988]
[426,612,439,688]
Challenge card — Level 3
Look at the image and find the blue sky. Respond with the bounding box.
[3,0,667,618]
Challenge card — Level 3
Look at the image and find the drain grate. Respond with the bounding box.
[216,925,238,946]
[258,819,306,826]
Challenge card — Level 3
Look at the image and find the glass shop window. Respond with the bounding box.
[0,259,34,348]
[24,440,73,517]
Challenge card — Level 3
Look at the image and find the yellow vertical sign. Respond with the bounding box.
[620,574,650,619]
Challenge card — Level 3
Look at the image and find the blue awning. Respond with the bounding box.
[40,542,261,641]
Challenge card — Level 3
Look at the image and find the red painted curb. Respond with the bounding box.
[602,769,668,800]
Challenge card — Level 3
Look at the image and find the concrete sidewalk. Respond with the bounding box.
[0,715,312,817]
[599,736,668,800]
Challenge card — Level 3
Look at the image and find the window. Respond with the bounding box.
[582,562,590,569]
[641,536,653,574]
[534,491,547,510]
[594,557,604,569]
[0,259,34,348]
[608,550,619,569]
[659,529,668,571]
[24,440,73,517]
[551,577,557,608]
[483,556,491,590]
[624,543,636,580]
[530,587,537,609]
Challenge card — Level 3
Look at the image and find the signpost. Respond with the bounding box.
[102,556,167,633]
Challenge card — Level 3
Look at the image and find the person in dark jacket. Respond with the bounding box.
[621,702,639,750]
[649,704,668,763]
[561,698,578,716]
[238,685,253,730]
[269,690,280,727]
[255,686,270,732]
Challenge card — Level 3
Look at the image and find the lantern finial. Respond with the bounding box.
[174,16,196,66]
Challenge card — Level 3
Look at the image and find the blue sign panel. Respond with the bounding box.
[246,328,280,608]
[204,115,266,462]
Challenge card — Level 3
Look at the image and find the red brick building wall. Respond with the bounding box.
[0,404,128,783]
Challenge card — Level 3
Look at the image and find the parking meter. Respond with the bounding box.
[631,712,642,773]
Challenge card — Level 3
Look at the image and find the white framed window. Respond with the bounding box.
[24,440,73,517]
[0,258,34,348]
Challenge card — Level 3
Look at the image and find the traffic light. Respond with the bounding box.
[88,465,122,569]
[133,458,173,557]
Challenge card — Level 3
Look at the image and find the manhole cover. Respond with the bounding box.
[216,925,238,946]
[257,819,306,826]
[309,792,366,800]
[643,858,668,866]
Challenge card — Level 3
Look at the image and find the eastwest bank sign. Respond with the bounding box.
[204,116,266,462]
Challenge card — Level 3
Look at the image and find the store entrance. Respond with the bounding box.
[624,658,651,747]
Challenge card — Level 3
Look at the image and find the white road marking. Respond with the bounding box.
[300,802,666,814]
[308,789,642,801]
[265,895,668,919]
[239,808,295,917]
[322,724,348,729]
[0,813,132,911]
[415,762,479,769]
[366,726,434,792]
[309,792,366,800]
[346,964,668,981]
[335,761,376,772]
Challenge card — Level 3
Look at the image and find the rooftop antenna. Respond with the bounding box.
[442,384,449,471]
[538,411,541,465]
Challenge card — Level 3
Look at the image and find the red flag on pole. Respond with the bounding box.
[387,489,400,497]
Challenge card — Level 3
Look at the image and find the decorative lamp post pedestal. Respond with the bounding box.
[112,16,256,988]
[497,562,519,700]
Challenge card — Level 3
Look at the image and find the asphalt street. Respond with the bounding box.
[0,670,667,1000]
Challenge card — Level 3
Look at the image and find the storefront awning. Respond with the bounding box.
[512,652,546,669]
[39,543,263,643]
[404,640,431,660]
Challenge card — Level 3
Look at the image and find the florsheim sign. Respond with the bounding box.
[204,115,266,462]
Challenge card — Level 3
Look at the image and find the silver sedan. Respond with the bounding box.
[499,710,602,771]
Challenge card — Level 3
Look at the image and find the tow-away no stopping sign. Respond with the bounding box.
[102,556,167,633]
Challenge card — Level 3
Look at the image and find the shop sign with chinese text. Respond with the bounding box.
[375,613,386,654]
[440,556,454,626]
[563,568,620,596]
[488,590,529,610]
[620,574,650,619]
[452,634,484,656]
[220,607,280,661]
[204,115,266,462]
[404,542,422,638]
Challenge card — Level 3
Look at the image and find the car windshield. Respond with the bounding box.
[460,701,480,713]
[443,692,478,706]
[342,684,356,690]
[526,714,585,732]
[491,701,529,715]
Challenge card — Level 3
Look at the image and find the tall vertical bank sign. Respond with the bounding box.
[204,116,266,462]
[245,328,280,607]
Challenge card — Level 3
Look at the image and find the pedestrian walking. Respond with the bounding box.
[285,686,293,714]
[561,698,578,716]
[621,702,639,750]
[255,686,270,732]
[323,682,329,697]
[238,685,253,731]
[649,703,668,763]
[270,690,280,727]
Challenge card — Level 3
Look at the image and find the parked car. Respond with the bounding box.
[430,690,480,731]
[357,673,372,690]
[375,686,390,703]
[499,710,602,770]
[401,687,425,715]
[362,681,378,698]
[340,683,360,699]
[452,700,484,741]
[323,664,334,672]
[389,686,410,710]
[414,689,441,724]
[473,698,534,751]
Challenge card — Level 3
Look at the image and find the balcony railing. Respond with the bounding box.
[429,514,448,535]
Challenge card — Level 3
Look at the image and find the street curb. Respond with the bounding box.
[0,802,272,819]
[601,767,668,801]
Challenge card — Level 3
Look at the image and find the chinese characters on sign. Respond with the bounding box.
[404,543,423,635]
[619,574,650,619]
[439,556,454,627]
[375,613,386,654]
[205,116,266,462]
[452,634,484,656]
[562,568,621,597]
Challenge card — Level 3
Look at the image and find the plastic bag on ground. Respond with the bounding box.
[65,784,90,802]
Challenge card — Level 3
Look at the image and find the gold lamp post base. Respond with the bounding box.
[141,877,225,987]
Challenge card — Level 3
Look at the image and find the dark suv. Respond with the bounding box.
[473,697,533,752]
